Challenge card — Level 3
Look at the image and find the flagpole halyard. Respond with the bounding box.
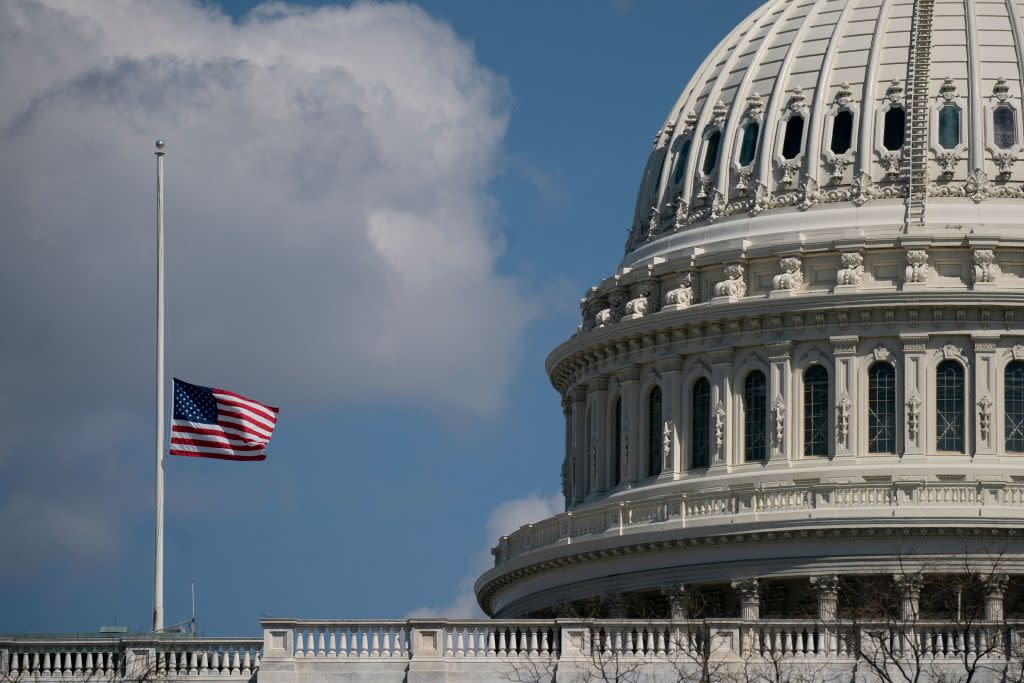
[153,139,166,633]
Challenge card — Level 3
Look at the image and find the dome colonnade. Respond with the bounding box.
[476,0,1024,620]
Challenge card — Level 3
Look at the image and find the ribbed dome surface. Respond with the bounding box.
[627,0,1024,262]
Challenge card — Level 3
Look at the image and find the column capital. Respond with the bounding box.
[616,367,641,384]
[661,584,689,619]
[767,341,793,358]
[810,574,841,597]
[899,333,930,352]
[731,578,760,601]
[893,573,923,597]
[571,386,588,403]
[830,335,859,355]
[985,573,1010,596]
[655,356,684,374]
[588,377,609,392]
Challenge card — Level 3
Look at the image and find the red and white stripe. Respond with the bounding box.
[170,388,279,461]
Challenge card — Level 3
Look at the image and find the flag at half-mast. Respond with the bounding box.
[170,378,279,461]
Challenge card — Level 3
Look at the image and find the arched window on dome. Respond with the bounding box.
[1006,361,1024,453]
[830,110,854,155]
[673,139,692,185]
[781,115,805,160]
[702,130,722,175]
[739,122,759,167]
[936,360,965,453]
[743,371,767,462]
[883,107,906,151]
[803,365,829,457]
[994,106,1018,150]
[612,397,622,486]
[868,362,897,453]
[691,378,711,469]
[647,386,663,477]
[938,104,961,150]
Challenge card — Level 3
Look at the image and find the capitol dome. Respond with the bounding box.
[477,0,1024,620]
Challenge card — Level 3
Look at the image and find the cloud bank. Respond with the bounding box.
[0,0,534,576]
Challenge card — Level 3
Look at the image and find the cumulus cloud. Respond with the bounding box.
[407,491,563,618]
[0,0,536,573]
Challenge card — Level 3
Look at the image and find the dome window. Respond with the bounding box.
[1006,361,1024,452]
[936,360,965,453]
[647,386,663,477]
[803,365,829,456]
[994,106,1018,150]
[702,130,722,175]
[830,110,854,155]
[781,115,805,160]
[868,362,897,453]
[672,139,692,185]
[743,370,767,462]
[612,397,622,486]
[938,104,961,150]
[739,122,759,166]
[882,107,906,151]
[691,378,711,469]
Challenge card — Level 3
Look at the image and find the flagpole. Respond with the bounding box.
[153,139,166,633]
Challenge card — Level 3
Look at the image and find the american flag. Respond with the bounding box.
[170,378,279,461]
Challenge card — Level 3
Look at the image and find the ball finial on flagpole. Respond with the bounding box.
[155,139,165,154]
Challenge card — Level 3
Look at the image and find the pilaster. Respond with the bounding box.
[709,349,735,471]
[973,334,999,459]
[587,378,609,496]
[767,341,793,467]
[570,386,588,505]
[901,334,929,461]
[831,336,859,458]
[657,357,684,475]
[618,368,641,485]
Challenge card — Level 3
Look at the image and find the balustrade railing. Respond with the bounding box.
[291,622,409,658]
[1,637,262,679]
[491,481,1024,567]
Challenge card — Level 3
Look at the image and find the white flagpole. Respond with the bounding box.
[153,139,166,633]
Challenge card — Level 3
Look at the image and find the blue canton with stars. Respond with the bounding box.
[174,378,218,424]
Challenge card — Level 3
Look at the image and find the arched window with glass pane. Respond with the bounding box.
[673,139,691,185]
[883,107,906,150]
[830,110,854,154]
[739,122,759,166]
[744,371,767,462]
[702,131,722,175]
[868,362,897,453]
[995,106,1018,150]
[935,360,965,453]
[782,116,805,159]
[612,397,622,486]
[1006,361,1024,452]
[647,386,663,477]
[938,105,961,150]
[803,365,829,456]
[692,378,711,468]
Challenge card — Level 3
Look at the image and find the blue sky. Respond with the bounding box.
[0,0,758,635]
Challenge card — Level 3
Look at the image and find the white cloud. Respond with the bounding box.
[407,491,563,618]
[0,0,536,570]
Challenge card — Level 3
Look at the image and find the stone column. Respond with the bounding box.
[657,357,684,475]
[587,378,609,496]
[732,579,761,620]
[662,584,689,620]
[767,341,793,466]
[830,336,859,458]
[973,335,999,459]
[900,334,929,460]
[618,368,641,485]
[561,397,572,507]
[570,386,588,505]
[984,574,1009,621]
[894,574,923,621]
[709,349,735,471]
[810,575,840,621]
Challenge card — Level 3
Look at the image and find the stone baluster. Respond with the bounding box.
[497,629,507,656]
[242,648,252,674]
[360,628,369,657]
[317,627,326,656]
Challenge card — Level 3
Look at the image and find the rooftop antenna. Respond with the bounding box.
[191,581,198,636]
